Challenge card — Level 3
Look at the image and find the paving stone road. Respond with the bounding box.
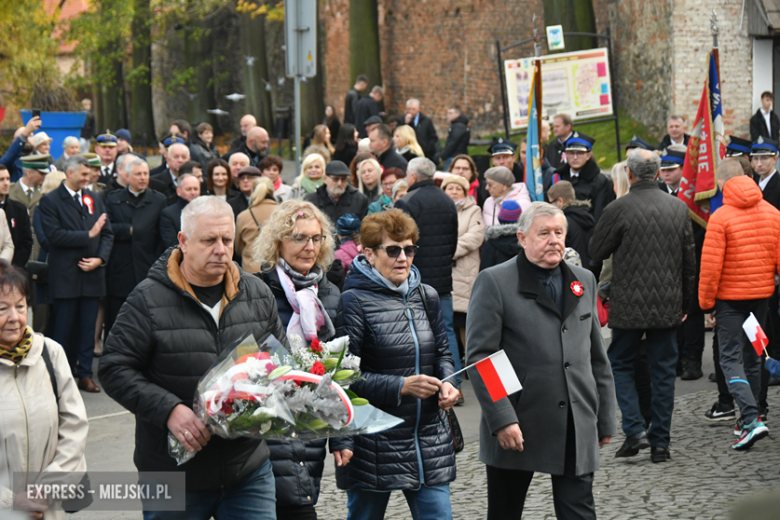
[315,388,780,520]
[68,343,780,520]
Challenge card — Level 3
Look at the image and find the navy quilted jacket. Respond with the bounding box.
[257,269,351,507]
[394,179,459,295]
[337,256,456,491]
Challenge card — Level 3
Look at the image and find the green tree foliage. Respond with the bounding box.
[0,0,73,109]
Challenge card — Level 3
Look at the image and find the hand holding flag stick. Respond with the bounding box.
[442,350,523,402]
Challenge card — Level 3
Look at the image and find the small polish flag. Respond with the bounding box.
[743,312,769,356]
[476,350,523,402]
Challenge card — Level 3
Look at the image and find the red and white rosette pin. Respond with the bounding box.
[278,370,355,426]
[571,281,584,297]
[83,195,95,215]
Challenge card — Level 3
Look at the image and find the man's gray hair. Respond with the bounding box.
[125,158,148,174]
[168,142,190,158]
[63,155,89,173]
[626,149,661,181]
[406,98,420,108]
[181,196,234,238]
[408,157,435,180]
[669,114,684,122]
[116,153,133,171]
[177,173,197,185]
[62,136,79,148]
[518,201,566,235]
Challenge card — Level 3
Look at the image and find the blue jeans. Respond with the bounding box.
[439,295,462,387]
[609,328,678,449]
[346,484,452,520]
[143,460,276,520]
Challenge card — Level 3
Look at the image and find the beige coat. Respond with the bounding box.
[0,333,88,519]
[0,210,14,263]
[452,196,484,313]
[236,198,278,273]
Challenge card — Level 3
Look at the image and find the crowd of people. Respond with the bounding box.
[2,87,780,520]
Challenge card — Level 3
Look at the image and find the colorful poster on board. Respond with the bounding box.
[504,47,613,130]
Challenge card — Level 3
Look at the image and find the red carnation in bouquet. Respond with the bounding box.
[310,361,326,376]
[310,338,323,353]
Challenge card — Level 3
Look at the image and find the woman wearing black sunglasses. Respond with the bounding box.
[338,209,459,519]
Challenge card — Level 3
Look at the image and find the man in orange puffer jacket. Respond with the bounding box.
[699,158,780,450]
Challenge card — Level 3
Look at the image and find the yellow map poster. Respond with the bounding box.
[504,48,613,130]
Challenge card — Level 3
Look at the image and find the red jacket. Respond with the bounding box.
[699,175,780,309]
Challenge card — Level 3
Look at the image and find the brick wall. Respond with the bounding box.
[323,0,753,138]
[670,0,752,138]
[609,0,674,136]
[324,0,547,136]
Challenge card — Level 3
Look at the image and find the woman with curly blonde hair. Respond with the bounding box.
[253,199,351,520]
[393,125,424,162]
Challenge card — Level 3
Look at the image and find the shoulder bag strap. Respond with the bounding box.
[40,341,60,406]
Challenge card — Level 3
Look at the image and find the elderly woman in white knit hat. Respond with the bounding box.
[482,166,532,228]
[31,133,55,169]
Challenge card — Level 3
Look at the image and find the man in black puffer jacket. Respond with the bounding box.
[395,157,461,386]
[99,197,285,516]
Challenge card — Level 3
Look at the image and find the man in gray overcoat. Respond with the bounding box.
[467,202,617,520]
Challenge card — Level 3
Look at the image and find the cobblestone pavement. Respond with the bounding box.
[315,388,780,520]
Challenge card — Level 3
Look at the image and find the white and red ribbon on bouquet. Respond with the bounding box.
[203,354,354,426]
[205,352,276,415]
[278,370,355,426]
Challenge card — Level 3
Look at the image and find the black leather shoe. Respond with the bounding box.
[681,367,703,380]
[708,372,717,383]
[615,431,651,458]
[651,447,671,463]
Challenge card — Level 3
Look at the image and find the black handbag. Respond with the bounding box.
[418,286,466,454]
[446,408,465,454]
[27,259,48,285]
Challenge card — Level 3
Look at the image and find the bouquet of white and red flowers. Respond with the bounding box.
[168,334,401,465]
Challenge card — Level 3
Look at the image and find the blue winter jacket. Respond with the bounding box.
[337,256,456,491]
[258,269,351,507]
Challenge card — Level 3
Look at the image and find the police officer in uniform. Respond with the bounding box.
[658,149,685,196]
[626,135,653,153]
[549,132,614,224]
[751,136,780,417]
[95,131,119,184]
[489,138,525,184]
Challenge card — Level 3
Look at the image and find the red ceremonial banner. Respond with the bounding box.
[679,82,717,227]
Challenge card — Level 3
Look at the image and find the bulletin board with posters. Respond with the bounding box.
[504,47,614,130]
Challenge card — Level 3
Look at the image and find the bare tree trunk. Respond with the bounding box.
[238,11,274,130]
[182,21,216,126]
[349,0,382,86]
[98,56,126,131]
[541,0,598,51]
[129,0,155,147]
